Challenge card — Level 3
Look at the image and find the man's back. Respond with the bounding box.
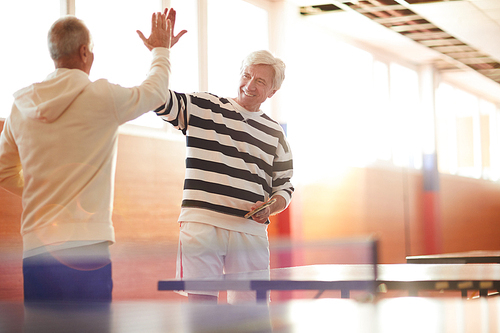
[2,47,171,253]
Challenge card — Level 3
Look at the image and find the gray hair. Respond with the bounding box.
[48,16,92,60]
[240,50,285,90]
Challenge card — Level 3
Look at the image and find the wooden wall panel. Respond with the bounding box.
[0,120,24,301]
[439,174,500,252]
[292,167,422,264]
[292,167,500,264]
[111,133,186,301]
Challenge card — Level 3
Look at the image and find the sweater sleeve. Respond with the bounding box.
[271,133,294,209]
[153,90,189,135]
[0,117,24,197]
[109,47,172,125]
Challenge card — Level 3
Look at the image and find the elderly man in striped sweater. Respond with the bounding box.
[155,50,293,303]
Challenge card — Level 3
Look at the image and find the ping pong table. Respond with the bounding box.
[406,250,500,264]
[158,263,500,301]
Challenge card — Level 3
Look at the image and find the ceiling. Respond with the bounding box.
[287,0,500,101]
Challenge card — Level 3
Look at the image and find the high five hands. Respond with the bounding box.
[137,8,187,51]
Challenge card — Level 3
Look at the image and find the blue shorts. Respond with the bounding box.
[23,245,113,303]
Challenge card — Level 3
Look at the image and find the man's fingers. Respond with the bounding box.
[175,30,187,40]
[167,19,172,33]
[158,12,164,29]
[151,12,157,29]
[137,30,153,50]
[166,8,175,23]
[136,30,146,43]
[166,19,172,48]
[161,12,167,30]
[169,9,176,28]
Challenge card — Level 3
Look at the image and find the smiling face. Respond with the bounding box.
[235,64,277,112]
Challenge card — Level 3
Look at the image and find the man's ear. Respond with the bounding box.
[268,90,277,99]
[79,44,89,64]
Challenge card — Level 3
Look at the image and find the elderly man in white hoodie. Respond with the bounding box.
[0,9,186,302]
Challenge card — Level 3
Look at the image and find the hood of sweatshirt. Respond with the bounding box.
[13,68,91,123]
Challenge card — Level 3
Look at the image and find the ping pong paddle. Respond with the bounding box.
[244,198,277,219]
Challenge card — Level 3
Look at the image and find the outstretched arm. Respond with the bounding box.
[137,8,187,51]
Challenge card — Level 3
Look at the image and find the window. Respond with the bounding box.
[389,63,421,169]
[479,99,497,180]
[0,1,60,119]
[286,32,376,183]
[435,83,458,175]
[435,83,499,180]
[169,0,199,93]
[75,0,159,86]
[206,0,269,98]
[371,61,391,162]
[75,0,163,128]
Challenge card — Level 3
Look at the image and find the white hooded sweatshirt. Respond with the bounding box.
[0,48,170,253]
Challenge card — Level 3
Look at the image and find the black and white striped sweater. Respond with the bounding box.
[155,91,293,236]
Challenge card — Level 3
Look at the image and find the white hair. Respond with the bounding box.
[48,16,92,60]
[240,50,286,90]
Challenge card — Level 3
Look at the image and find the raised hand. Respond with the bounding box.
[164,8,187,48]
[137,11,172,51]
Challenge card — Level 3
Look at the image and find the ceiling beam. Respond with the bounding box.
[298,0,500,87]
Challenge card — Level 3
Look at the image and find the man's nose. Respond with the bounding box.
[246,79,257,90]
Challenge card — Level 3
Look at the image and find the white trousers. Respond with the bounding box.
[176,222,270,303]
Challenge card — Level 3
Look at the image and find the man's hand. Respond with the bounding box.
[165,8,187,48]
[137,8,187,51]
[248,196,286,224]
[137,11,170,50]
[250,201,272,224]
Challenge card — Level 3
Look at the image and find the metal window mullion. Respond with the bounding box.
[197,0,208,92]
[61,0,75,16]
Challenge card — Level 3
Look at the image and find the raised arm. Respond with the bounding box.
[137,8,187,51]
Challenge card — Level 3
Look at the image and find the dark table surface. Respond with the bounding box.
[406,251,500,264]
[159,263,500,299]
